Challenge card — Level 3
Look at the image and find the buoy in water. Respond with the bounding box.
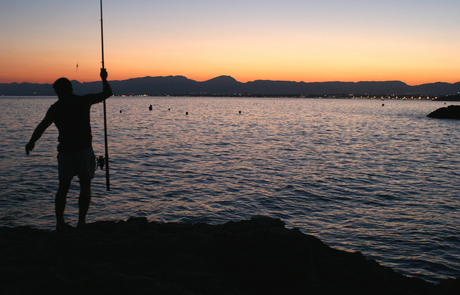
[185,112,188,115]
[149,105,152,111]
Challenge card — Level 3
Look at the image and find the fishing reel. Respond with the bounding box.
[97,155,106,170]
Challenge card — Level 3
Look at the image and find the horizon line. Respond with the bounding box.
[3,75,460,87]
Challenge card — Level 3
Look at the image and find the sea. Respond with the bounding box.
[1,96,459,283]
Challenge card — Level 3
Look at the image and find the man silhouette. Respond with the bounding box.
[26,68,112,231]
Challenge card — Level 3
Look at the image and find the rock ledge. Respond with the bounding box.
[1,217,459,295]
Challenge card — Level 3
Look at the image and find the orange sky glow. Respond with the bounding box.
[1,1,460,86]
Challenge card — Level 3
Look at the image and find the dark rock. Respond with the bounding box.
[427,105,460,119]
[0,217,459,295]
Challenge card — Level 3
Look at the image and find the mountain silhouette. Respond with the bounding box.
[1,76,460,96]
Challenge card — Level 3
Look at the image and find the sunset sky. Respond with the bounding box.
[1,0,460,85]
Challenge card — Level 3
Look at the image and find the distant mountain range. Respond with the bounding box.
[2,75,460,97]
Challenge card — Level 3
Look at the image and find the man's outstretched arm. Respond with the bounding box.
[86,68,113,105]
[25,117,53,155]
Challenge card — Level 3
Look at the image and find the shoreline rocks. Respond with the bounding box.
[427,105,460,119]
[1,217,459,295]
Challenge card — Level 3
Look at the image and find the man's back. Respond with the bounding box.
[48,95,93,153]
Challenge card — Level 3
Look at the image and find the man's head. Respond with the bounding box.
[53,78,73,97]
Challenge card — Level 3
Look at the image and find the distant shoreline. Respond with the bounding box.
[0,94,446,100]
[2,75,460,97]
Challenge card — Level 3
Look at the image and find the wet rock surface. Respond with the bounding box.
[427,105,460,119]
[1,217,459,295]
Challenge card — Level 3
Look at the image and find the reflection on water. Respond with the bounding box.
[1,96,460,282]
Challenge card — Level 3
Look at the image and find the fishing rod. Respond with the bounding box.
[100,0,110,191]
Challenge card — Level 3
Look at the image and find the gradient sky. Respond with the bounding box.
[1,0,460,85]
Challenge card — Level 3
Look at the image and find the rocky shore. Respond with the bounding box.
[1,217,459,295]
[427,105,460,119]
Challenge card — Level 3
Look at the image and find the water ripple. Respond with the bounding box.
[2,97,460,282]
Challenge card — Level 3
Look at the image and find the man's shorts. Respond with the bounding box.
[57,147,96,181]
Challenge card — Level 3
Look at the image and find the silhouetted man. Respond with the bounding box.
[26,69,112,231]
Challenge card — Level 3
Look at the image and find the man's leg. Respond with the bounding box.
[56,179,71,230]
[78,179,91,227]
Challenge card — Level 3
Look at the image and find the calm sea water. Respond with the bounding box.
[1,96,459,282]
